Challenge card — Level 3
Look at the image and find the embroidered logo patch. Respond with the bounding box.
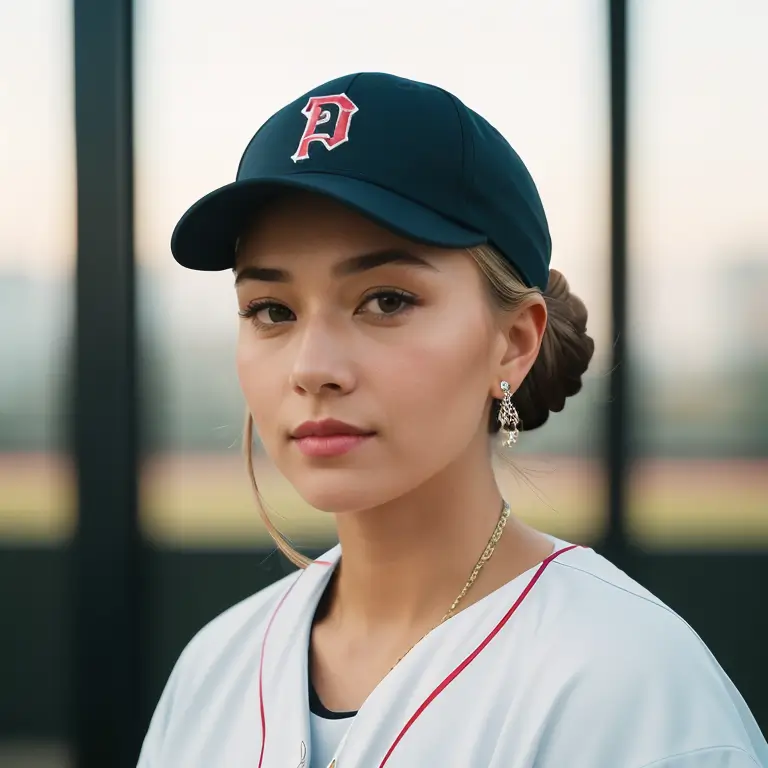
[291,93,359,163]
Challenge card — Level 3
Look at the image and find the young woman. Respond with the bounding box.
[138,73,767,767]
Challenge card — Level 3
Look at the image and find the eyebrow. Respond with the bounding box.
[233,248,437,286]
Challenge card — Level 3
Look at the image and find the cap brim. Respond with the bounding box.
[170,173,487,271]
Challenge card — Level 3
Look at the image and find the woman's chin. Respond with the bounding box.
[290,474,400,516]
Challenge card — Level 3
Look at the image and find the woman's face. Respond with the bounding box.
[235,193,512,513]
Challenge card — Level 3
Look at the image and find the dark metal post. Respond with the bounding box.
[72,1,142,765]
[604,0,631,561]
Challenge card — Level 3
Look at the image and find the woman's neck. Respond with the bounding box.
[325,442,543,635]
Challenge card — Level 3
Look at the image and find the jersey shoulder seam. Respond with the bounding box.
[636,744,761,767]
[549,559,703,636]
[551,559,681,618]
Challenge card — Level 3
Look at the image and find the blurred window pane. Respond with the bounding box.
[134,0,610,548]
[628,0,768,549]
[0,2,75,543]
[0,0,75,758]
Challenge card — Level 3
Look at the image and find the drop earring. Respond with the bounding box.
[498,381,520,447]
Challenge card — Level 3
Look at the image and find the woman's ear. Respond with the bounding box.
[494,298,547,393]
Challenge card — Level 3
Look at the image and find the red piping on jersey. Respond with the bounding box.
[256,575,301,768]
[256,556,332,768]
[377,544,581,768]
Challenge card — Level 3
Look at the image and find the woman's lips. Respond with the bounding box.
[290,419,376,457]
[292,433,373,458]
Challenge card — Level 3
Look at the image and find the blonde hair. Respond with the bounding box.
[243,244,594,568]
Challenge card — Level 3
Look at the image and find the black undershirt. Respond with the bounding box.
[308,673,357,720]
[308,568,358,720]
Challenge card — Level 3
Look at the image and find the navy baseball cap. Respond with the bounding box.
[171,72,551,290]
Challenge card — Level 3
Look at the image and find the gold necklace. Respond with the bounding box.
[389,499,511,671]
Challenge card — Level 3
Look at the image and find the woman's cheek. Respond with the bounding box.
[237,347,280,434]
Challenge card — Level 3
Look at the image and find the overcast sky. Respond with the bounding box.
[1,0,766,370]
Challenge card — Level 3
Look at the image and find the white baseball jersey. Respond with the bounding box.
[137,537,768,767]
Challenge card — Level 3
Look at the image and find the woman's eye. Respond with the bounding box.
[261,305,294,324]
[240,302,295,325]
[359,290,416,316]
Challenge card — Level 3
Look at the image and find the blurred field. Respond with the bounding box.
[0,453,766,549]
